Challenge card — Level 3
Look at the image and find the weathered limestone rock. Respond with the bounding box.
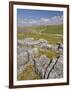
[49,58,63,79]
[33,55,63,79]
[17,38,63,79]
[34,55,50,78]
[44,58,58,79]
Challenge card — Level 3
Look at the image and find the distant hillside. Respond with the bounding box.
[17,24,63,34]
[40,25,63,34]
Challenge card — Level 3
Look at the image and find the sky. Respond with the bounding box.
[17,9,63,26]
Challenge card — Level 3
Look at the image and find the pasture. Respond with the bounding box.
[17,24,63,44]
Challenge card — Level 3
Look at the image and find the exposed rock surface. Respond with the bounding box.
[17,38,63,79]
[49,57,63,79]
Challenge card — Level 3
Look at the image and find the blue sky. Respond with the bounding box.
[17,9,63,26]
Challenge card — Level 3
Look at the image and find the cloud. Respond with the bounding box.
[51,16,63,23]
[40,18,50,22]
[17,15,63,26]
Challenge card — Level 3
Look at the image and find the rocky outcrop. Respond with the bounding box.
[33,55,63,79]
[17,38,63,79]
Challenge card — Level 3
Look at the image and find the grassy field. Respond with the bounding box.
[17,24,63,44]
[17,24,63,34]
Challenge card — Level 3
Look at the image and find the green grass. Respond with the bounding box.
[17,32,63,44]
[39,49,57,59]
[17,24,63,44]
[17,64,41,80]
[41,25,63,34]
[18,24,63,34]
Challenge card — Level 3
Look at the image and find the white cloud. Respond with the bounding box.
[28,20,38,24]
[18,15,63,26]
[50,16,63,25]
[40,18,50,22]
